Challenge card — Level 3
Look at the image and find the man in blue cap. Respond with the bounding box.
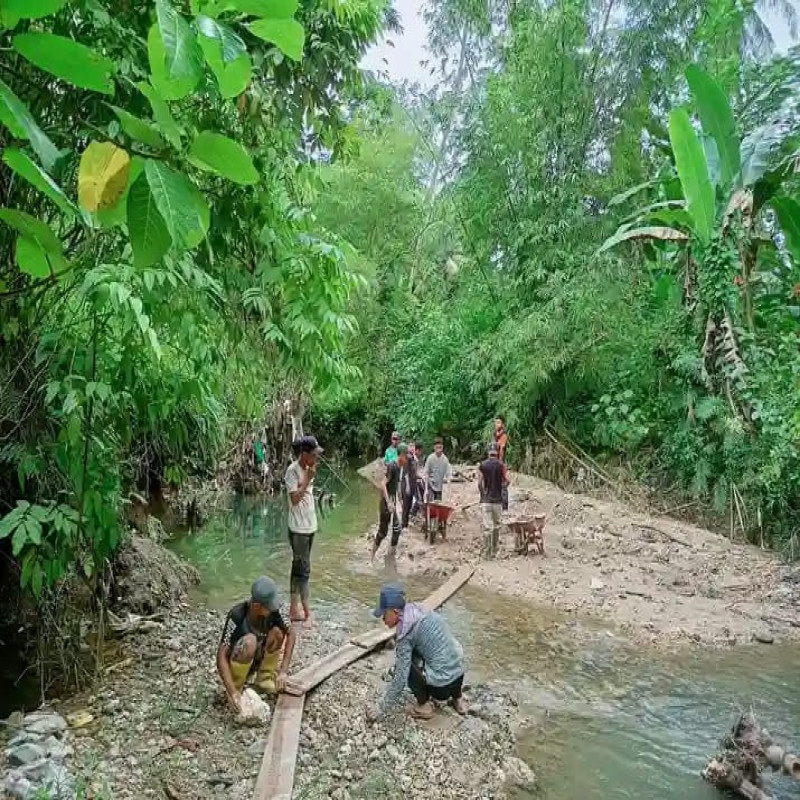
[216,576,297,711]
[366,583,467,721]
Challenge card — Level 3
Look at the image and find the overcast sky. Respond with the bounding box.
[361,0,800,88]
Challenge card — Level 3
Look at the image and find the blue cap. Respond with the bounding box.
[372,583,406,618]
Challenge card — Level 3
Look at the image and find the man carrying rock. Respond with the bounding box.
[216,576,297,709]
[285,434,323,625]
[371,444,407,561]
[477,442,507,559]
[367,584,467,721]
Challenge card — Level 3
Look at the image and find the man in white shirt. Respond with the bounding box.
[284,435,322,626]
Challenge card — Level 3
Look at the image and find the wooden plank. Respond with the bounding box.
[253,693,305,800]
[254,563,475,799]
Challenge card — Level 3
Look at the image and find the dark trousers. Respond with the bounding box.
[376,498,401,548]
[401,492,413,528]
[288,530,314,602]
[408,659,464,705]
[501,484,509,512]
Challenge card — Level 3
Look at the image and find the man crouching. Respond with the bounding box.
[216,576,297,711]
[367,584,467,721]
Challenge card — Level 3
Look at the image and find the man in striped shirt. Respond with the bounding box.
[366,584,467,721]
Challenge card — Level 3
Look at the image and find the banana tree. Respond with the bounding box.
[600,64,800,412]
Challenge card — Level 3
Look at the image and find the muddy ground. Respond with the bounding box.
[359,459,800,647]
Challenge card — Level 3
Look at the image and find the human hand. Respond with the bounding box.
[228,690,243,713]
[276,671,288,692]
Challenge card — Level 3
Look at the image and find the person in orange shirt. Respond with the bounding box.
[494,416,509,511]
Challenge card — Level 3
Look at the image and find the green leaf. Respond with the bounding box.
[199,36,251,98]
[156,0,204,83]
[607,181,655,207]
[16,236,67,278]
[188,131,259,184]
[108,105,165,149]
[13,33,115,95]
[1,0,67,28]
[0,208,62,253]
[686,65,740,189]
[136,82,182,148]
[598,225,689,254]
[11,523,27,556]
[144,160,209,249]
[249,17,304,61]
[196,14,246,62]
[771,196,800,265]
[740,122,787,188]
[127,171,172,269]
[668,108,715,244]
[148,24,201,101]
[0,77,61,171]
[2,148,77,217]
[233,0,298,17]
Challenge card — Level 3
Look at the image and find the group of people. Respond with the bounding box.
[217,419,512,717]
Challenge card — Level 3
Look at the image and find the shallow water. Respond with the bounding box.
[169,471,800,800]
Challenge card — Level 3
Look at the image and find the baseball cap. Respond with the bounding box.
[372,583,406,618]
[298,435,323,455]
[488,442,499,455]
[251,576,280,611]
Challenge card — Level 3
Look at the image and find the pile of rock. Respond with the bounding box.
[3,710,75,799]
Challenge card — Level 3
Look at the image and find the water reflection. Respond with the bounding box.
[168,476,800,800]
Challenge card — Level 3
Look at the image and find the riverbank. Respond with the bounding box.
[358,459,800,648]
[2,606,528,800]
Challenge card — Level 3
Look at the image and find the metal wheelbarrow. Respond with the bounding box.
[506,513,546,556]
[422,502,455,544]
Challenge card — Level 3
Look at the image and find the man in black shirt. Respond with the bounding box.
[371,443,408,561]
[216,576,297,711]
[401,440,419,530]
[477,442,507,558]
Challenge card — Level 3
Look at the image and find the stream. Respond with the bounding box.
[168,470,800,800]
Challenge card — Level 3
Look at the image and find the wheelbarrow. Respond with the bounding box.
[422,502,456,544]
[507,513,546,556]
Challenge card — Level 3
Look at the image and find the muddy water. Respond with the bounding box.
[169,473,800,800]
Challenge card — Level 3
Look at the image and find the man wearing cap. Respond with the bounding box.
[384,431,400,463]
[478,441,507,558]
[366,584,467,721]
[371,443,407,561]
[216,576,297,709]
[284,435,323,625]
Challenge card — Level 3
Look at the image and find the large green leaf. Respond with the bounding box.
[196,15,246,62]
[16,236,68,278]
[249,17,304,61]
[598,225,689,253]
[144,160,209,248]
[108,105,165,149]
[686,65,740,189]
[740,121,788,188]
[0,208,62,254]
[1,0,67,27]
[771,196,800,265]
[607,181,655,207]
[0,78,60,170]
[156,0,205,83]
[199,36,251,98]
[127,172,172,268]
[2,148,77,217]
[13,33,115,95]
[233,0,298,16]
[136,82,182,148]
[148,25,201,101]
[668,109,715,244]
[188,131,259,184]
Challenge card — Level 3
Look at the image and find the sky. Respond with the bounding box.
[361,0,800,88]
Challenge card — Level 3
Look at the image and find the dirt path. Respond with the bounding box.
[359,459,800,647]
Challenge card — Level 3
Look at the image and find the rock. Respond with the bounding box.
[66,710,94,728]
[247,738,267,756]
[4,770,33,800]
[5,710,24,728]
[42,735,74,761]
[590,577,605,590]
[503,756,536,791]
[6,742,47,766]
[20,759,75,795]
[753,631,774,644]
[23,712,67,736]
[765,745,784,767]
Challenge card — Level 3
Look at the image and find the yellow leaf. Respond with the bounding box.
[78,142,130,213]
[66,710,94,728]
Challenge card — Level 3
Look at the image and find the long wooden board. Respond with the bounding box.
[253,693,305,800]
[254,563,475,799]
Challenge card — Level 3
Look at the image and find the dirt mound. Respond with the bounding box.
[111,534,199,615]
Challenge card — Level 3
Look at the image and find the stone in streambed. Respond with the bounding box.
[23,711,67,736]
[503,756,537,791]
[42,735,74,761]
[6,742,47,766]
[247,738,267,756]
[4,770,33,800]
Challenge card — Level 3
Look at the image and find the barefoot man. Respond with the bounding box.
[366,584,467,722]
[285,435,322,625]
[216,576,297,709]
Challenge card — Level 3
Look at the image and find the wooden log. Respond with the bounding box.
[253,693,305,800]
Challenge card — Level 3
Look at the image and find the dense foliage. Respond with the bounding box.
[0,0,388,596]
[312,0,800,549]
